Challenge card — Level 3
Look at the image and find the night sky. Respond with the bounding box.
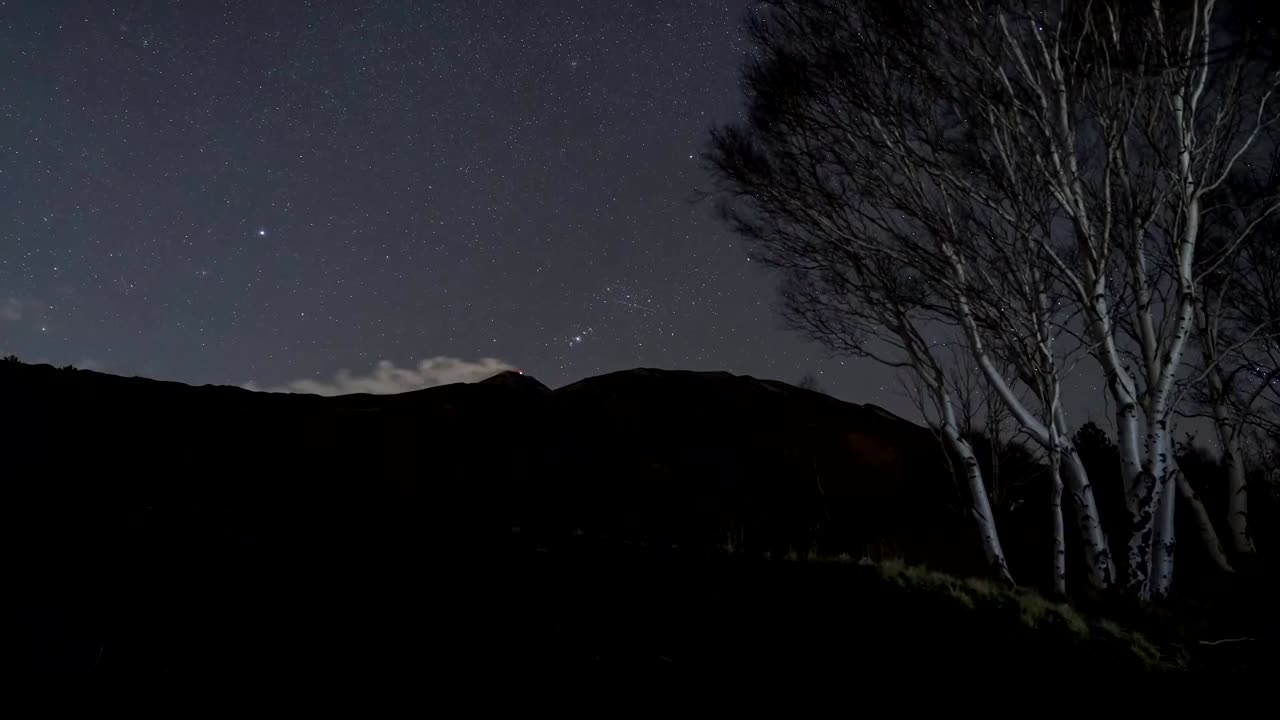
[2,0,1108,424]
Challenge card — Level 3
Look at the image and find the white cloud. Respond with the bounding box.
[245,356,516,396]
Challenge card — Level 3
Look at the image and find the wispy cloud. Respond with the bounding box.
[2,297,24,321]
[244,356,516,396]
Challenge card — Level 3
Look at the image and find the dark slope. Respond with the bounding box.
[6,362,970,562]
[3,361,1006,678]
[536,368,973,563]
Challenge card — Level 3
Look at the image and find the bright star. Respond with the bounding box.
[257,228,267,237]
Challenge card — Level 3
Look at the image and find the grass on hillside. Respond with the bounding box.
[500,533,1189,673]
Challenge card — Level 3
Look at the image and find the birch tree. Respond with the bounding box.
[708,0,1118,590]
[1186,144,1280,558]
[948,348,1015,511]
[916,0,1276,597]
[1178,0,1280,558]
[782,250,1018,585]
[705,4,1016,584]
[937,183,1116,591]
[709,0,1275,599]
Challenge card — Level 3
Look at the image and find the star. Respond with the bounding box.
[8,0,918,428]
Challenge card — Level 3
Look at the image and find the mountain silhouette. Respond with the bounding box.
[5,361,1011,677]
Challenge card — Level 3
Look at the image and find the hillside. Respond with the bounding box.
[3,361,1253,678]
[6,362,982,569]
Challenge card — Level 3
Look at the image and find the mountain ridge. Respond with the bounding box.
[1,358,1116,676]
[3,359,960,556]
[2,360,917,427]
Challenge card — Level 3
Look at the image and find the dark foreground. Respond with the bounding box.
[7,361,1277,679]
[15,484,1278,680]
[20,530,1195,680]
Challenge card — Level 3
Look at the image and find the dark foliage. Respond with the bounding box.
[796,372,825,394]
[1073,422,1129,543]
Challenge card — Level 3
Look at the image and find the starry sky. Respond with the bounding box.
[1,0,1114,425]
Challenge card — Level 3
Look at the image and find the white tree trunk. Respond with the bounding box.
[940,421,1014,585]
[946,289,1113,590]
[1114,403,1153,597]
[1149,424,1177,598]
[1050,454,1068,596]
[1177,471,1235,575]
[1151,479,1177,597]
[907,331,1014,586]
[1207,381,1256,556]
[1059,447,1115,589]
